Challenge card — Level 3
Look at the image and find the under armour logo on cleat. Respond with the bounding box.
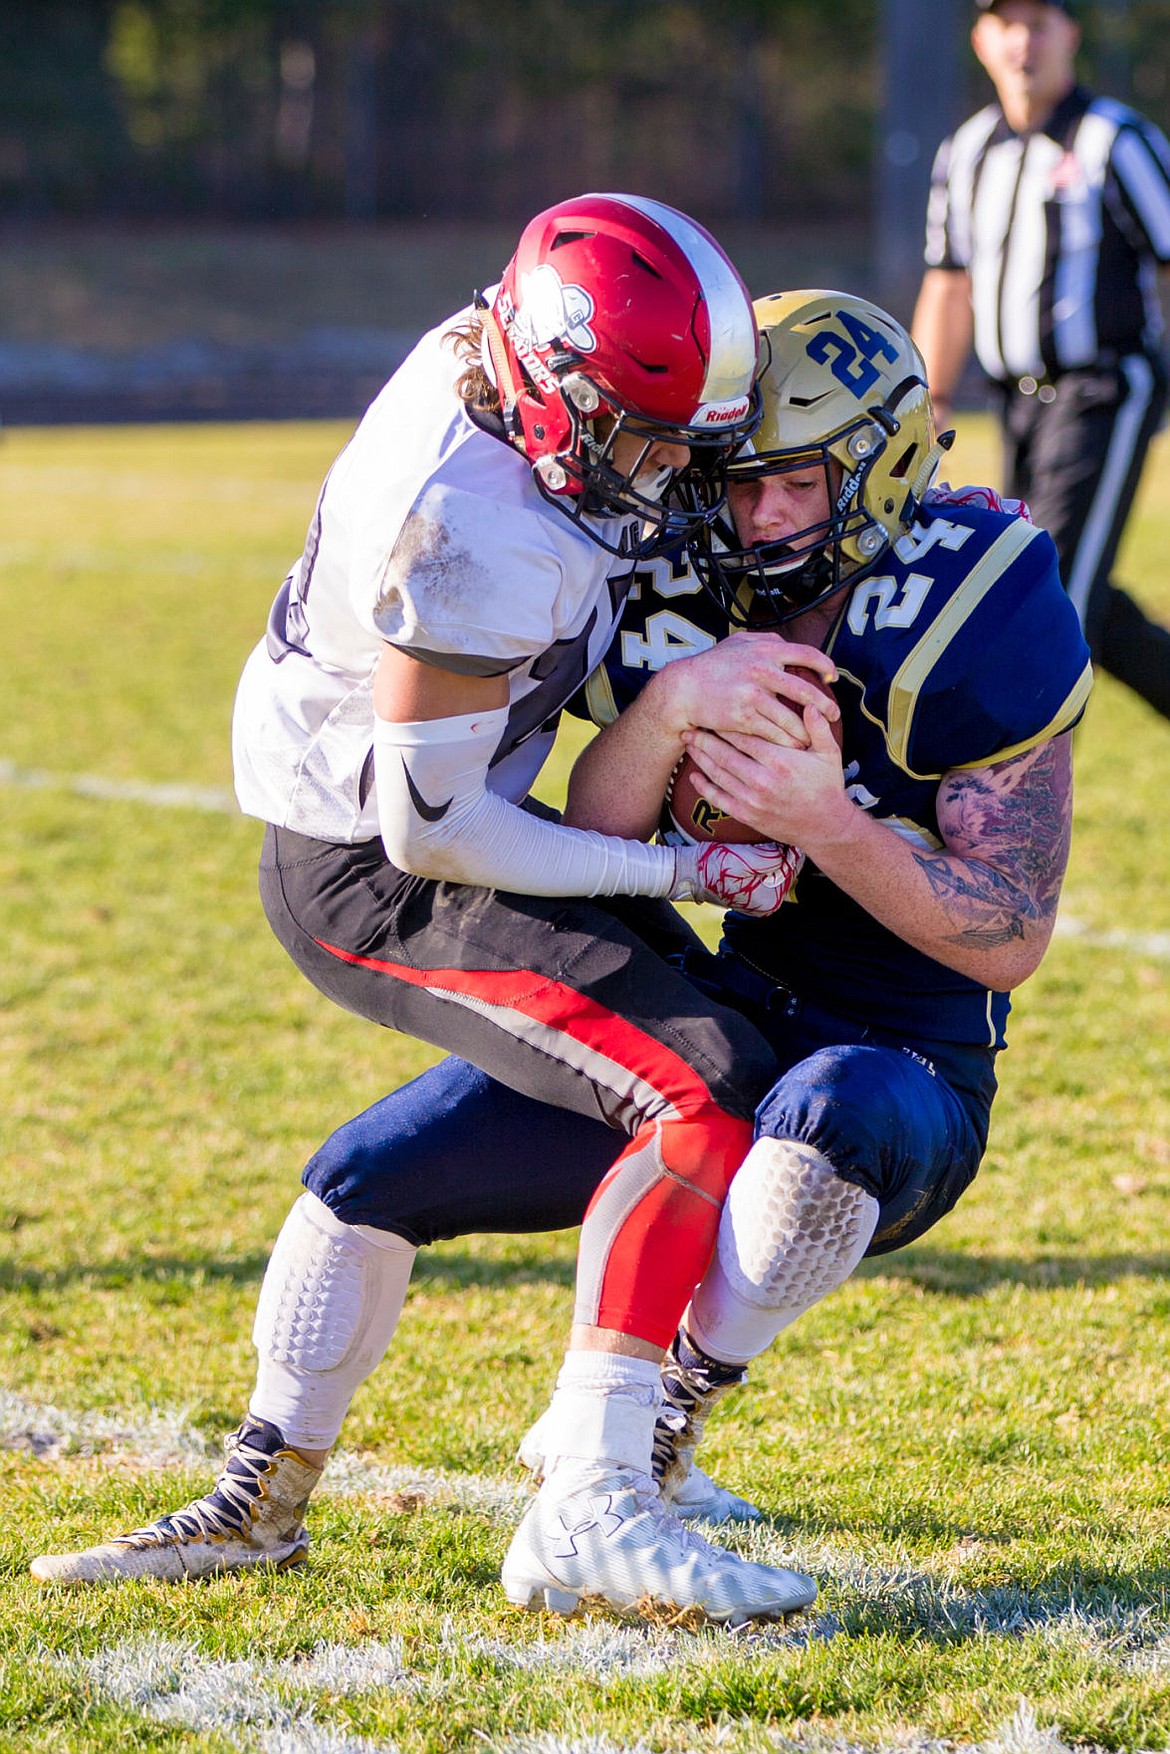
[551,1494,626,1559]
[401,757,453,823]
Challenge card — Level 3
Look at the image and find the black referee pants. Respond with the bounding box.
[998,351,1170,720]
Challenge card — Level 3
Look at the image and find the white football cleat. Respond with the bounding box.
[30,1418,322,1586]
[501,1461,814,1624]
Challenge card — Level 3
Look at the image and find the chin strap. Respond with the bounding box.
[908,429,956,508]
[479,305,524,445]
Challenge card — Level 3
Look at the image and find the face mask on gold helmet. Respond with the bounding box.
[690,290,953,627]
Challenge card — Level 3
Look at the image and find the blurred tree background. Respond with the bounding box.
[2,0,881,223]
[1,0,1167,420]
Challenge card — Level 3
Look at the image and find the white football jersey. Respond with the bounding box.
[233,308,637,842]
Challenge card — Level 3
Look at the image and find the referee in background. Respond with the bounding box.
[912,0,1170,721]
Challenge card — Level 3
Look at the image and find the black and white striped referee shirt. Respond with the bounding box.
[926,84,1170,383]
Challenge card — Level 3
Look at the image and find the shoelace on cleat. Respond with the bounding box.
[116,1430,277,1549]
[652,1354,745,1486]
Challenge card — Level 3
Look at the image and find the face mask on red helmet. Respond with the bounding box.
[482,192,761,559]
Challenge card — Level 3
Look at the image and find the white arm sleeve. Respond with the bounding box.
[373,707,682,899]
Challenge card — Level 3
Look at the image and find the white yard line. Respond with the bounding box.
[322,1447,529,1519]
[0,1386,527,1516]
[0,756,238,814]
[496,1712,1091,1754]
[50,1640,1117,1754]
[0,1386,213,1465]
[53,1637,400,1753]
[1054,912,1170,959]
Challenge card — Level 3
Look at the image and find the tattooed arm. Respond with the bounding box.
[678,716,1074,989]
[917,736,1073,978]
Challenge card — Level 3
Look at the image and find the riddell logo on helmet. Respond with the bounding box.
[696,399,752,427]
[836,467,864,513]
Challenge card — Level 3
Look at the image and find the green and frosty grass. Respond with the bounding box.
[1,416,1169,1753]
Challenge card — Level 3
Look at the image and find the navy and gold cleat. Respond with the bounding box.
[651,1328,761,1522]
[30,1418,322,1585]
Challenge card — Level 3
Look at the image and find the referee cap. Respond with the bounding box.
[975,0,1076,12]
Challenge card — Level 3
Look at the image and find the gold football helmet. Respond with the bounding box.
[694,289,951,626]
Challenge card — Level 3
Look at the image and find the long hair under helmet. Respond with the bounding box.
[480,192,762,559]
[691,289,953,625]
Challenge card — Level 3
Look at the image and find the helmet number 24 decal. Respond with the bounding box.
[805,312,900,401]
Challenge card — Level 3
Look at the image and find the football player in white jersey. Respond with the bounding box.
[31,195,829,1623]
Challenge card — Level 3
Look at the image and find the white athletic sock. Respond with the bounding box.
[688,1138,879,1364]
[249,1191,417,1451]
[529,1351,663,1477]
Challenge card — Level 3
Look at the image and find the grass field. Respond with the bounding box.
[2,414,1170,1754]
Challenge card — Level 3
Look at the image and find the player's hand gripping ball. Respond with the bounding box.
[666,666,842,844]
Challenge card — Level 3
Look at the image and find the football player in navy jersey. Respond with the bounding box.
[520,292,1088,1519]
[33,291,1090,1616]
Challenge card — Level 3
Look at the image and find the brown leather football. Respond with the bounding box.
[665,667,841,845]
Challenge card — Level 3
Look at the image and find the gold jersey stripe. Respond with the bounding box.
[885,519,1042,777]
[950,658,1094,770]
[583,662,620,727]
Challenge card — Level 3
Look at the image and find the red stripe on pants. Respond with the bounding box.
[315,936,749,1346]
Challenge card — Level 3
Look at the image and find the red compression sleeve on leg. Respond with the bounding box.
[573,1106,752,1350]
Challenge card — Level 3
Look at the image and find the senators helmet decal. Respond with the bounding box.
[513,264,598,355]
[481,192,761,559]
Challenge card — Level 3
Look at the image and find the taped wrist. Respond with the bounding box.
[374,708,676,898]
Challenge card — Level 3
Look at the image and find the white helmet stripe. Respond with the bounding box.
[602,192,758,411]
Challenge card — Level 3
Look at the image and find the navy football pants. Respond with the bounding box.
[1000,351,1170,718]
[302,947,998,1262]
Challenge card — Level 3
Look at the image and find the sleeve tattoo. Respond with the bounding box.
[914,736,1073,952]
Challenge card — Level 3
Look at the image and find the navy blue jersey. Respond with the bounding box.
[569,503,1092,1050]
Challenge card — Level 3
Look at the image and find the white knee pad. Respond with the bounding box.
[721,1138,879,1309]
[689,1138,879,1364]
[250,1191,416,1450]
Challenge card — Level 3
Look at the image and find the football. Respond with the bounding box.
[666,666,842,845]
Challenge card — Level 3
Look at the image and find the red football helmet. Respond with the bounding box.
[482,192,761,556]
